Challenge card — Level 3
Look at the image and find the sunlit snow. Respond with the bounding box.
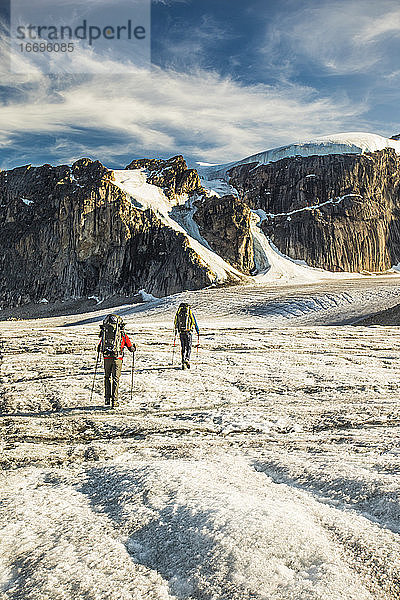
[1,277,400,599]
[2,148,400,599]
[198,132,400,179]
[112,169,244,285]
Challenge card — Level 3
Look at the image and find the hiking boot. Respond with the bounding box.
[182,362,186,370]
[186,361,190,369]
[112,400,119,408]
[105,398,110,406]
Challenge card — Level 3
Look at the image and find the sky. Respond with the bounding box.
[0,0,400,169]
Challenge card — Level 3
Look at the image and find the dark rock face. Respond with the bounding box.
[3,146,400,309]
[229,149,400,272]
[126,155,204,200]
[0,159,213,307]
[193,195,255,273]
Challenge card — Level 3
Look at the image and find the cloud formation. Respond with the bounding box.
[4,1,392,168]
[0,38,365,168]
[263,0,400,77]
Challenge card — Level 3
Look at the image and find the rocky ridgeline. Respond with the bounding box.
[126,155,255,272]
[126,154,204,201]
[0,158,214,308]
[228,149,400,272]
[2,147,400,308]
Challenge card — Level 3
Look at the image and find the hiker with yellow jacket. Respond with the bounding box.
[174,303,199,370]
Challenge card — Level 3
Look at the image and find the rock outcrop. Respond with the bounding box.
[228,149,400,272]
[3,145,400,309]
[126,155,204,201]
[193,195,255,273]
[0,159,213,307]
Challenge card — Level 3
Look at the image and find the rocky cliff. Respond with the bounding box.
[193,194,255,274]
[2,145,400,309]
[228,148,400,272]
[126,155,204,201]
[0,159,215,308]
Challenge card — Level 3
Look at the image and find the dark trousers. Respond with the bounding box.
[104,358,123,404]
[180,332,192,363]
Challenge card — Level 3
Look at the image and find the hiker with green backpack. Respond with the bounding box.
[97,314,136,408]
[174,303,199,370]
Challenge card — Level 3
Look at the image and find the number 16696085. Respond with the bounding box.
[19,42,74,52]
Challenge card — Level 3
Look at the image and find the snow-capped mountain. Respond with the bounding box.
[1,132,400,309]
[199,132,400,274]
[197,132,400,179]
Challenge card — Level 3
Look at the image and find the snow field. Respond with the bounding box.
[1,469,176,600]
[1,279,400,599]
[85,456,377,600]
[114,277,400,326]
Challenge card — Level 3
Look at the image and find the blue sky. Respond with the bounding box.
[0,0,400,169]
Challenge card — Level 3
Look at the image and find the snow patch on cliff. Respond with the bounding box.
[112,169,244,285]
[250,211,361,284]
[265,193,363,219]
[200,177,239,198]
[138,289,158,302]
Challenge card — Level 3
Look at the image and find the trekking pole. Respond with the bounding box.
[89,347,100,404]
[171,332,176,365]
[130,350,135,403]
[196,333,200,356]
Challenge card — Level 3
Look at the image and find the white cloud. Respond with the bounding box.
[152,0,189,4]
[358,10,400,42]
[263,0,400,76]
[0,31,366,166]
[154,14,237,72]
[385,69,400,81]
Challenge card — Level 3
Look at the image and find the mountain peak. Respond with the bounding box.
[198,132,400,179]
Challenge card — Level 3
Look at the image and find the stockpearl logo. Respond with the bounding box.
[10,0,151,74]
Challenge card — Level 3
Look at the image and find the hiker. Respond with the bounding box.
[98,314,135,408]
[174,303,199,369]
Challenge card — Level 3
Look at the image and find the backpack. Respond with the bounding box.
[176,304,192,332]
[100,314,125,357]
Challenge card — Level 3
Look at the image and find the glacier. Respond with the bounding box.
[197,132,400,179]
